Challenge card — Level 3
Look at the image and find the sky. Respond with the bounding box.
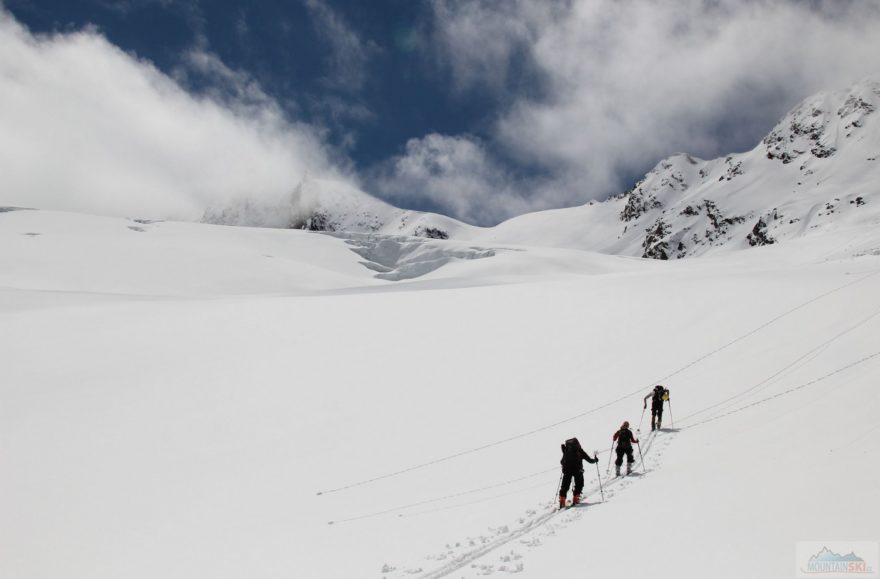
[2,0,880,226]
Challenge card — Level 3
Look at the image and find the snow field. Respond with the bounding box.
[1,210,879,578]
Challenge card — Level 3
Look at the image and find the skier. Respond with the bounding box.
[612,421,639,476]
[558,437,599,508]
[643,384,669,431]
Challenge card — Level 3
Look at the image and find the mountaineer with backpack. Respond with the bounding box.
[558,437,599,508]
[643,384,669,431]
[612,421,639,476]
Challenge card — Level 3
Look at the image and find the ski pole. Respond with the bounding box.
[605,441,615,474]
[555,470,564,507]
[636,440,646,474]
[595,455,605,502]
[637,406,646,431]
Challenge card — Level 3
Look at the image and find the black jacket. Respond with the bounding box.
[645,386,666,410]
[560,440,599,473]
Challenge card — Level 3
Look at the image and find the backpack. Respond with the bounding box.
[562,438,582,468]
[652,386,664,405]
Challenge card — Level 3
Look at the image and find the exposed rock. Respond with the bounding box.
[810,143,836,159]
[719,157,743,181]
[415,226,449,240]
[746,217,775,247]
[838,93,876,122]
[675,241,688,259]
[704,200,746,232]
[620,190,662,222]
[642,219,670,260]
[299,211,336,232]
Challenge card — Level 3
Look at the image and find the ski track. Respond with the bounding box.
[391,273,880,577]
[329,267,880,499]
[383,429,675,579]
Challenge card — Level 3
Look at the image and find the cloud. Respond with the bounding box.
[0,10,358,221]
[374,133,541,225]
[303,0,378,92]
[425,0,880,219]
[4,2,879,229]
[428,0,549,93]
[298,0,378,151]
[234,8,250,42]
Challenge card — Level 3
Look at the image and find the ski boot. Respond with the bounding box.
[626,463,633,475]
[572,494,581,505]
[615,465,621,477]
[558,495,566,509]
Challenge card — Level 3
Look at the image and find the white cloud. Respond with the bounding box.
[0,10,357,221]
[429,0,551,93]
[4,2,879,228]
[303,0,377,92]
[427,0,880,216]
[375,133,540,225]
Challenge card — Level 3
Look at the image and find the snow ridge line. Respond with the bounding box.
[681,350,880,430]
[318,270,879,497]
[417,431,665,579]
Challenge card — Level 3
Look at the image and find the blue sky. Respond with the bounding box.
[2,1,880,225]
[3,0,481,162]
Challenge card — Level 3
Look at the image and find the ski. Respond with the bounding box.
[559,501,592,510]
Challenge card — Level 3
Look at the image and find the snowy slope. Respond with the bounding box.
[1,207,879,579]
[467,76,880,258]
[202,176,478,240]
[201,77,880,262]
[0,208,378,298]
[0,208,642,297]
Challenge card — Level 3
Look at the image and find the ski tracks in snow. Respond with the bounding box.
[380,429,677,579]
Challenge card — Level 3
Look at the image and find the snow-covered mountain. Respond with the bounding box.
[472,76,880,258]
[202,175,474,240]
[225,77,880,259]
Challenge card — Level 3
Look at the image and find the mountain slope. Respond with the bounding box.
[202,176,478,240]
[200,77,880,260]
[1,207,878,579]
[470,76,880,258]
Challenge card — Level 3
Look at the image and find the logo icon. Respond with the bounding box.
[797,542,879,578]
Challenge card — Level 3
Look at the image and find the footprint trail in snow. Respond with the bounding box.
[380,429,678,578]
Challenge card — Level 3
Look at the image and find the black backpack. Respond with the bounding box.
[561,437,582,468]
[653,385,669,405]
[617,428,634,447]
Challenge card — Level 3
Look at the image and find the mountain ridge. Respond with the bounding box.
[474,75,880,257]
[203,76,880,259]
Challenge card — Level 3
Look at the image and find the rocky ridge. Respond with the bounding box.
[203,77,880,260]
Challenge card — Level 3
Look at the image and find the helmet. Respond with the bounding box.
[622,421,630,428]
